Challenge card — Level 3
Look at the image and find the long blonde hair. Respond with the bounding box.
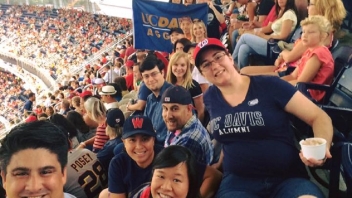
[315,0,346,32]
[191,20,207,43]
[166,52,194,89]
[84,97,106,123]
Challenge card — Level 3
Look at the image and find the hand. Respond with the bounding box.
[208,1,215,10]
[76,143,85,149]
[299,148,332,167]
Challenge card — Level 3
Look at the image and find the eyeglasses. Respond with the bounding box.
[199,52,227,72]
[142,71,160,80]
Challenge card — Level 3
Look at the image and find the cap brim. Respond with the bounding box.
[99,91,116,95]
[122,130,156,139]
[195,45,226,67]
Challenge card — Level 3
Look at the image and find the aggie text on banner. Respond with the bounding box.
[132,0,208,53]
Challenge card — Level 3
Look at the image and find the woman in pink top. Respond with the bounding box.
[281,15,334,101]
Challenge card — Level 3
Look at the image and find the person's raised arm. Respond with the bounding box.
[126,99,146,111]
[281,67,299,85]
[284,91,333,167]
[209,1,225,24]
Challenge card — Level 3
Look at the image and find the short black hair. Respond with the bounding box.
[48,114,78,140]
[0,121,68,174]
[152,145,200,198]
[139,54,164,73]
[28,92,35,98]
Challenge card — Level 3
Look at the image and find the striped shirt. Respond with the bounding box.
[93,123,108,152]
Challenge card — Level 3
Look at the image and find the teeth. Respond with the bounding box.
[159,193,171,198]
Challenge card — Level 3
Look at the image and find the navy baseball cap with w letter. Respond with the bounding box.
[122,115,156,139]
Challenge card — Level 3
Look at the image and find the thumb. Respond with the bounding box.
[326,148,332,159]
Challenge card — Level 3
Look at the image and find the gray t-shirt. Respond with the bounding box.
[64,193,77,198]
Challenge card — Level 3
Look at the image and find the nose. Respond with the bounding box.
[25,174,43,193]
[160,179,172,191]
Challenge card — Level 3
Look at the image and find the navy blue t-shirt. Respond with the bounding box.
[97,137,122,174]
[204,76,307,178]
[23,100,33,113]
[108,145,163,196]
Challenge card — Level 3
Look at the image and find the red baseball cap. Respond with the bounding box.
[125,60,135,68]
[25,115,37,123]
[80,90,92,98]
[193,38,227,68]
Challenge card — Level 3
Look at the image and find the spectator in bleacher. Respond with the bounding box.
[191,19,208,43]
[161,85,213,165]
[124,39,136,63]
[66,111,95,144]
[132,62,143,91]
[78,97,108,153]
[23,92,35,117]
[197,0,225,39]
[71,96,84,115]
[97,108,125,174]
[230,0,275,50]
[99,85,120,110]
[49,113,79,149]
[117,45,127,59]
[184,43,210,93]
[232,0,298,68]
[114,77,129,97]
[46,105,55,117]
[166,52,205,123]
[103,115,163,198]
[194,38,330,197]
[60,99,71,116]
[174,37,192,52]
[0,121,76,198]
[103,65,119,84]
[180,16,193,40]
[141,55,172,145]
[240,0,346,76]
[280,16,334,102]
[124,60,135,91]
[169,28,185,45]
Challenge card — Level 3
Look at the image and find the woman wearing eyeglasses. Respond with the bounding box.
[193,38,331,198]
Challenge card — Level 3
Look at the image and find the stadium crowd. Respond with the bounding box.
[0,0,352,197]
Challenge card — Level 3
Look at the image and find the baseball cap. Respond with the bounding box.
[122,115,156,139]
[106,108,125,128]
[125,60,134,67]
[169,28,184,35]
[80,90,92,98]
[193,38,227,67]
[99,85,117,95]
[93,78,105,85]
[25,115,37,123]
[161,85,192,105]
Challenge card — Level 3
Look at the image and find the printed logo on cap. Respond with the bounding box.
[198,39,208,48]
[132,117,144,129]
[164,97,170,102]
[116,119,121,124]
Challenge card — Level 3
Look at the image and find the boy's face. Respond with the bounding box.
[1,148,67,198]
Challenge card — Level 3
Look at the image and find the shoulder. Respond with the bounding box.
[282,9,297,19]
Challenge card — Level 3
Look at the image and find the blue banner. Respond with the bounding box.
[132,0,208,53]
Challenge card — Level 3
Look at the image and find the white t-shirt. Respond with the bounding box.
[192,67,210,85]
[271,9,297,36]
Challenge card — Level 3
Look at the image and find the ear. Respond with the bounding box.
[62,166,67,185]
[1,170,6,189]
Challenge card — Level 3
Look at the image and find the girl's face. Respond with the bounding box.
[193,24,205,38]
[301,24,325,47]
[307,0,318,16]
[151,162,189,198]
[175,42,185,52]
[187,47,195,66]
[172,57,188,79]
[277,0,287,9]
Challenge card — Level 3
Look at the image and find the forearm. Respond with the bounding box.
[281,74,296,82]
[200,167,222,198]
[211,7,225,23]
[311,113,333,149]
[127,100,146,111]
